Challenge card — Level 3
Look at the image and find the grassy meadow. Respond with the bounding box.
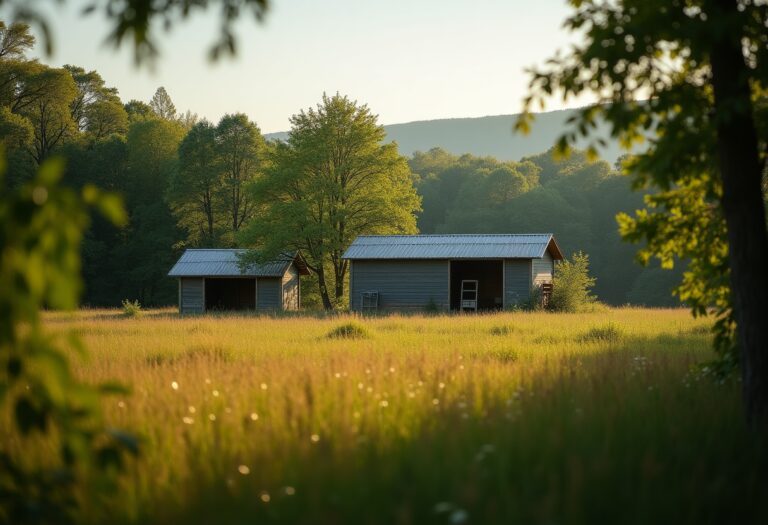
[23,308,768,524]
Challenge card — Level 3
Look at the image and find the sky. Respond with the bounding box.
[16,0,587,134]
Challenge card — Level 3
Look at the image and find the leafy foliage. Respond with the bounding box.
[517,0,768,392]
[0,153,136,524]
[121,299,143,317]
[1,0,270,65]
[550,252,597,313]
[241,93,420,309]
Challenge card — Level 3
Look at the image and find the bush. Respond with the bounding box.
[327,322,370,339]
[580,323,623,343]
[122,299,143,317]
[549,252,597,312]
[424,297,440,314]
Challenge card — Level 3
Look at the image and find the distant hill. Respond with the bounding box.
[265,107,628,163]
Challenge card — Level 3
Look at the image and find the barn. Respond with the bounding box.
[168,249,309,314]
[343,234,564,312]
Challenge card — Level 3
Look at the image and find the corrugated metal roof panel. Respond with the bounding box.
[167,249,292,277]
[342,234,558,260]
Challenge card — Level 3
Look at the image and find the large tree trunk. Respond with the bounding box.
[316,267,333,310]
[708,0,768,427]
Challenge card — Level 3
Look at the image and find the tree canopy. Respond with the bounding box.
[518,0,768,424]
[241,93,421,309]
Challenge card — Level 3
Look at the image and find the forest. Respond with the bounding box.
[1,21,681,309]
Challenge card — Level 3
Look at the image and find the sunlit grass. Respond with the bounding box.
[17,308,767,524]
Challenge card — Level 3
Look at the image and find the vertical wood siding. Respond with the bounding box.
[180,277,204,313]
[532,251,554,285]
[281,264,300,310]
[504,259,531,306]
[257,278,282,310]
[350,260,449,311]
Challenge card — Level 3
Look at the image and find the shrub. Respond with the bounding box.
[424,297,440,314]
[327,322,370,339]
[549,251,597,312]
[122,299,143,317]
[580,323,623,343]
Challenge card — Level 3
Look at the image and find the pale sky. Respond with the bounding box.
[16,0,587,134]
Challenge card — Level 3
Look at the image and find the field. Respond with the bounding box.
[28,309,768,524]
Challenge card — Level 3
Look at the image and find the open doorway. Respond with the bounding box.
[450,260,504,311]
[205,278,256,311]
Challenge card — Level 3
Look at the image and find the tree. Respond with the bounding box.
[118,118,185,304]
[519,0,768,425]
[215,113,265,242]
[124,99,154,123]
[64,65,127,140]
[0,23,78,165]
[0,20,33,60]
[17,66,77,164]
[241,93,421,309]
[149,86,177,120]
[549,252,597,313]
[170,120,221,246]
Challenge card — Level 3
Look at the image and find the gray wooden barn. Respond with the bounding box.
[343,234,564,312]
[168,249,309,314]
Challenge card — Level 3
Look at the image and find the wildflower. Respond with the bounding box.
[379,400,389,408]
[182,417,194,425]
[260,383,268,390]
[250,412,259,421]
[171,381,179,390]
[284,486,296,496]
[439,382,445,389]
[310,434,320,443]
[205,378,211,384]
[432,398,440,405]
[212,389,220,397]
[335,373,341,378]
[389,367,395,373]
[188,406,196,413]
[260,492,270,503]
[209,414,216,421]
[357,382,364,389]
[117,401,125,408]
[238,465,250,475]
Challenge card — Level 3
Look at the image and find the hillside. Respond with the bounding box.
[266,107,626,163]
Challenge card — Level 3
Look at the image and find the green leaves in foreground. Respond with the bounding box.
[0,153,137,524]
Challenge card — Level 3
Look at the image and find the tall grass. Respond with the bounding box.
[11,308,765,524]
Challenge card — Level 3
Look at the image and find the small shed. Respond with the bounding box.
[343,234,564,312]
[167,249,309,314]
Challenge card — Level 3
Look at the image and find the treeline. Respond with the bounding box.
[411,148,684,306]
[1,22,268,305]
[2,21,681,308]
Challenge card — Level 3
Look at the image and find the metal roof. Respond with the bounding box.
[342,234,563,260]
[168,249,294,277]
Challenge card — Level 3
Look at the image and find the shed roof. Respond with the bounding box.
[168,249,306,278]
[342,234,563,260]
